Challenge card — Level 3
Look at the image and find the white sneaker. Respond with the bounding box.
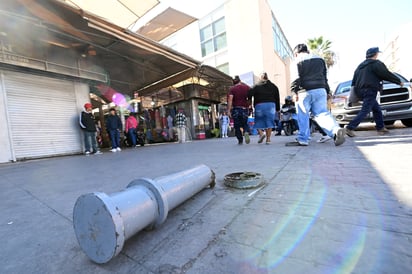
[85,151,91,156]
[116,147,122,151]
[317,135,332,143]
[110,148,117,152]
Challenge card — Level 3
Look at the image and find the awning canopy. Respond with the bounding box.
[0,0,231,103]
[133,7,197,42]
[57,0,160,29]
[137,65,233,99]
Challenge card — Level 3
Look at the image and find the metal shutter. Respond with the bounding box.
[3,70,82,160]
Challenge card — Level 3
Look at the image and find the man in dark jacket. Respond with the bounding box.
[346,47,404,137]
[106,108,123,152]
[286,43,345,146]
[79,103,102,155]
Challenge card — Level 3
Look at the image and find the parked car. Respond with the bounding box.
[330,73,412,127]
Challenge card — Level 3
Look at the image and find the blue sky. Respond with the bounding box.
[160,0,411,84]
[268,0,412,84]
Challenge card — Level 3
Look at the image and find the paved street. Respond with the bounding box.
[1,123,412,274]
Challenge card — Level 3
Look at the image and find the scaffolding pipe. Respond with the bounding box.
[73,164,215,264]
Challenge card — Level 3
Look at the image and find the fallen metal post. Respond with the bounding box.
[73,164,215,264]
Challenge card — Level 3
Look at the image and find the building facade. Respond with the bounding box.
[0,0,295,163]
[139,0,294,100]
[381,22,412,81]
[0,0,230,163]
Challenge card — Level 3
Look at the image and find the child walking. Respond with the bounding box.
[220,111,230,138]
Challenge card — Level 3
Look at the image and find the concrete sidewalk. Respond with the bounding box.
[1,126,412,274]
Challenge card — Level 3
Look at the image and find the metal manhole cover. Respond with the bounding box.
[223,172,265,189]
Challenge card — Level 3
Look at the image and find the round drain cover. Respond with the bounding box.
[224,172,265,189]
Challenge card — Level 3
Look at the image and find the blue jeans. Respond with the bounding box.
[347,89,384,130]
[274,111,281,133]
[254,102,276,130]
[231,107,249,142]
[221,123,229,137]
[84,131,98,153]
[296,88,340,143]
[128,128,137,146]
[108,129,120,148]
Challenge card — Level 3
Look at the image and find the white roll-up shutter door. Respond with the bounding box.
[3,70,82,160]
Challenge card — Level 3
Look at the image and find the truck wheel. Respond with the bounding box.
[401,118,412,127]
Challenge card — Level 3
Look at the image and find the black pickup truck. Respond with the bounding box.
[330,73,412,127]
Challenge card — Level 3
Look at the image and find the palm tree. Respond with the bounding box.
[307,36,336,69]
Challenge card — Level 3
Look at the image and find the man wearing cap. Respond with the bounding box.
[79,103,102,155]
[345,47,404,137]
[227,75,251,145]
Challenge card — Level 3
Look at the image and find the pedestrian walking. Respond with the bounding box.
[227,75,251,145]
[220,111,230,138]
[248,72,280,145]
[345,47,404,137]
[79,103,102,155]
[286,43,345,146]
[125,113,138,147]
[175,108,187,143]
[274,111,282,136]
[167,114,174,141]
[106,108,122,152]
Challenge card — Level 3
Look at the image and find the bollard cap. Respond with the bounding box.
[73,192,125,264]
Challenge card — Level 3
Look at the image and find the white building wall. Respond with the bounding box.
[162,21,203,60]
[224,0,290,97]
[160,0,291,100]
[74,82,93,112]
[382,22,412,80]
[224,0,264,77]
[74,82,94,151]
[0,73,12,163]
